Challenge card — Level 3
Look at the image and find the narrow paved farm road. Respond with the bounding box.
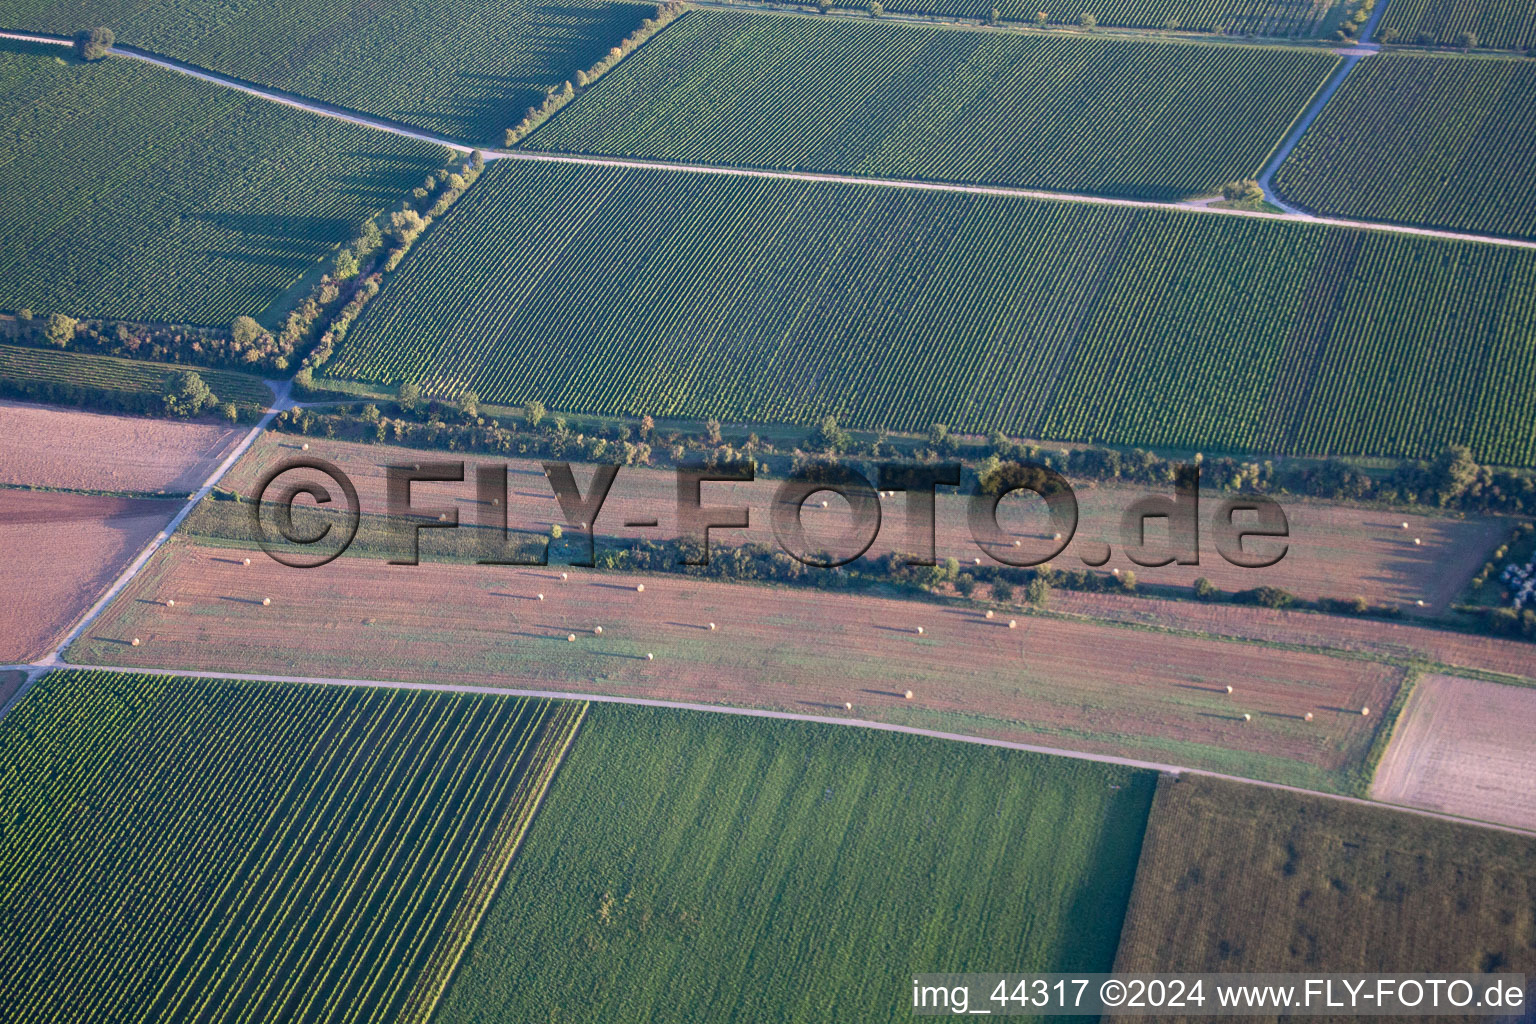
[6,659,1533,839]
[4,28,1532,250]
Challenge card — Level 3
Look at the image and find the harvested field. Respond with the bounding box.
[1371,674,1536,832]
[223,433,1507,613]
[0,671,23,708]
[0,400,243,493]
[1113,774,1536,1017]
[74,538,1405,790]
[0,490,177,662]
[1050,590,1536,683]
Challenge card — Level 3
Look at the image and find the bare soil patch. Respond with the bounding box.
[1371,674,1536,832]
[0,490,177,662]
[0,400,243,493]
[224,433,1508,615]
[75,537,1404,789]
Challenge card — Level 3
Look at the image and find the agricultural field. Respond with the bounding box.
[221,432,1511,613]
[1114,774,1536,989]
[822,0,1343,34]
[0,400,243,493]
[0,49,449,324]
[76,532,1406,790]
[0,344,272,414]
[1372,674,1536,831]
[0,2,650,145]
[1275,53,1536,239]
[436,704,1155,1023]
[0,668,585,1024]
[0,490,178,662]
[328,161,1536,466]
[526,12,1337,200]
[1378,0,1536,48]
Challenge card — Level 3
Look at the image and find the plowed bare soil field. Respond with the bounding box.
[1050,591,1536,683]
[0,490,176,662]
[0,401,243,493]
[1372,674,1536,832]
[223,434,1507,613]
[75,537,1404,790]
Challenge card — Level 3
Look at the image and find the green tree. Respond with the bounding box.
[1429,444,1479,505]
[809,415,849,452]
[470,150,486,172]
[162,370,217,417]
[867,0,883,14]
[705,417,724,445]
[458,390,481,419]
[1079,12,1097,28]
[1456,29,1477,49]
[991,579,1015,603]
[44,313,78,348]
[524,399,546,427]
[75,26,114,60]
[230,315,266,348]
[1035,10,1050,25]
[1119,569,1136,592]
[988,7,1001,24]
[398,381,422,411]
[333,248,359,280]
[219,402,239,423]
[1193,576,1218,600]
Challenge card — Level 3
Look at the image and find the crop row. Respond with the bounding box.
[0,344,272,406]
[329,161,1536,466]
[0,670,585,1024]
[1275,53,1536,239]
[4,0,649,144]
[526,11,1339,200]
[814,0,1339,34]
[0,51,447,324]
[1377,0,1536,48]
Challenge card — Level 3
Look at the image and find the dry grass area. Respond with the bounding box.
[1372,675,1536,832]
[73,537,1404,790]
[1114,774,1536,1021]
[223,433,1507,614]
[0,490,176,662]
[0,400,243,493]
[1051,591,1536,684]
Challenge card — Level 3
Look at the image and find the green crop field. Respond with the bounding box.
[434,704,1156,1023]
[327,161,1536,466]
[820,0,1343,34]
[0,343,273,408]
[0,49,449,324]
[1275,54,1536,239]
[1113,775,1536,987]
[1378,0,1536,48]
[525,11,1338,200]
[0,2,650,145]
[0,669,586,1024]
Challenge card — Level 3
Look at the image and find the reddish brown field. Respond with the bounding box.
[0,400,243,493]
[223,433,1511,615]
[0,670,24,709]
[74,537,1404,790]
[0,490,176,662]
[1049,591,1536,683]
[1372,675,1536,832]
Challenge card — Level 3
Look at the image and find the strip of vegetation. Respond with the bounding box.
[0,343,269,420]
[0,669,585,1024]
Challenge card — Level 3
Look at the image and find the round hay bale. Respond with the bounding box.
[492,498,500,506]
[537,593,545,601]
[1401,522,1409,529]
[843,702,853,711]
[1008,619,1017,629]
[166,599,175,608]
[636,584,644,593]
[985,610,994,619]
[560,572,569,581]
[594,626,603,635]
[1413,537,1422,546]
[1053,532,1062,541]
[242,558,251,566]
[1304,712,1314,721]
[1415,599,1424,607]
[915,626,924,634]
[261,597,271,607]
[973,557,982,565]
[1361,706,1371,716]
[820,500,828,508]
[1225,685,1233,694]
[646,652,654,661]
[567,634,576,642]
[708,622,717,631]
[903,689,913,699]
[131,637,141,647]
[1242,713,1251,722]
[301,443,309,451]
[1111,567,1120,576]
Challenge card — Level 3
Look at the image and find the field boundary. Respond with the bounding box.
[12,660,1535,838]
[3,29,1534,251]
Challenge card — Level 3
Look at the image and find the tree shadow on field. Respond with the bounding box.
[219,595,269,606]
[192,212,354,247]
[859,688,907,698]
[797,700,850,710]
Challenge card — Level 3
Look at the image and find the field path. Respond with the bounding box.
[4,658,1533,838]
[4,28,1534,250]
